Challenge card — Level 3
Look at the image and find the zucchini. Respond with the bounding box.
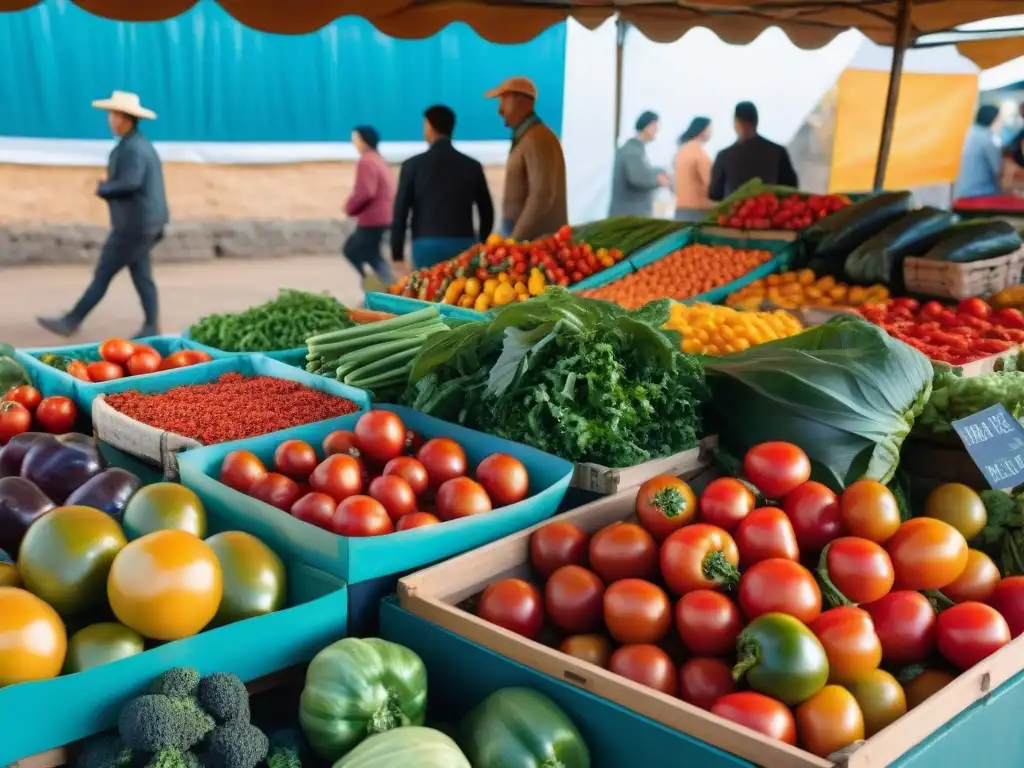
[806,191,913,261]
[843,207,957,286]
[923,220,1023,264]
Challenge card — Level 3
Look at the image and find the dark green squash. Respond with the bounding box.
[843,207,956,286]
[806,191,913,262]
[923,220,1022,264]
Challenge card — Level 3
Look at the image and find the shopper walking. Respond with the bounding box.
[37,91,167,339]
[392,106,494,269]
[486,76,567,240]
[674,117,714,222]
[955,105,1005,200]
[609,111,669,217]
[709,102,798,201]
[343,126,396,282]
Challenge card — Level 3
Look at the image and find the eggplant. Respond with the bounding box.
[66,468,142,521]
[0,476,55,554]
[0,432,53,478]
[20,434,106,504]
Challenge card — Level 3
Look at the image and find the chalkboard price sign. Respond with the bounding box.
[952,404,1024,490]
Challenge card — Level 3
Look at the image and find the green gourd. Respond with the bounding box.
[332,728,471,768]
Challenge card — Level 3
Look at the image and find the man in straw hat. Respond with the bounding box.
[37,91,168,338]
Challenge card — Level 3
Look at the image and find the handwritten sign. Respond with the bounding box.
[952,404,1024,489]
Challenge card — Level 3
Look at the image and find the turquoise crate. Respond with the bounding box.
[364,291,488,321]
[180,326,302,362]
[176,404,573,585]
[567,256,636,293]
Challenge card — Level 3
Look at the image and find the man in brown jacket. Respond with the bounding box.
[485,76,568,240]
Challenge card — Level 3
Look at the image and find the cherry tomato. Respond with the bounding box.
[219,449,267,494]
[603,578,671,645]
[957,297,992,319]
[674,589,743,656]
[331,495,394,537]
[863,591,936,665]
[248,472,301,511]
[840,479,901,543]
[3,385,41,412]
[735,507,799,568]
[99,338,136,365]
[809,606,881,685]
[368,475,418,522]
[936,601,1011,670]
[126,350,162,376]
[545,565,605,634]
[743,442,811,499]
[290,492,336,529]
[395,511,441,531]
[942,549,1000,604]
[436,477,492,520]
[679,658,736,710]
[820,537,894,605]
[711,692,796,745]
[795,685,864,757]
[989,576,1024,637]
[698,477,756,532]
[86,361,124,382]
[0,402,31,445]
[188,350,212,363]
[783,481,843,553]
[739,558,822,624]
[310,454,363,502]
[65,360,91,381]
[846,669,906,737]
[477,578,544,639]
[475,453,530,507]
[608,645,677,696]
[634,475,697,541]
[559,634,612,668]
[919,300,944,319]
[886,518,968,591]
[904,668,954,709]
[590,522,658,583]
[34,396,78,434]
[322,429,359,458]
[353,410,407,465]
[383,456,429,497]
[530,522,589,578]
[417,438,468,489]
[922,483,987,541]
[273,439,318,479]
[159,351,195,371]
[660,523,739,595]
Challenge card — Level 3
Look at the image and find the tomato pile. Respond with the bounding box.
[220,409,532,536]
[859,297,1024,365]
[476,442,1020,757]
[716,192,851,231]
[40,338,213,383]
[0,388,78,444]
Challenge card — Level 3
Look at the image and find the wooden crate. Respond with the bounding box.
[571,435,717,494]
[903,247,1024,300]
[701,226,799,245]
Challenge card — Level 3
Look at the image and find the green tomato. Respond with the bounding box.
[299,638,427,761]
[459,687,591,768]
[206,531,286,626]
[64,622,145,673]
[122,482,207,540]
[734,612,829,706]
[334,727,470,768]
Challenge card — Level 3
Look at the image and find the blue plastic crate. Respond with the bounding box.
[364,291,488,322]
[567,256,637,293]
[176,404,573,585]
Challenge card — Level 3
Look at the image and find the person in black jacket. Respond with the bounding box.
[391,105,494,269]
[38,91,169,338]
[709,101,798,201]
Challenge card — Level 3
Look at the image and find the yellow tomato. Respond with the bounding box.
[464,278,482,298]
[483,278,500,297]
[493,282,517,307]
[682,339,703,354]
[0,587,67,686]
[514,281,529,296]
[474,294,492,312]
[458,295,475,308]
[497,272,511,283]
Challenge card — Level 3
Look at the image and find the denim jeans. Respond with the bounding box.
[69,228,160,328]
[343,226,394,283]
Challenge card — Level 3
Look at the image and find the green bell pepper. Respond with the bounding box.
[733,612,829,706]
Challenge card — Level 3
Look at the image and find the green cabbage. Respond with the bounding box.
[703,316,933,490]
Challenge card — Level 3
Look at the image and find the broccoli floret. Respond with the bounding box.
[151,668,201,699]
[119,694,215,753]
[264,727,306,768]
[266,745,301,768]
[202,723,269,768]
[75,732,135,768]
[146,749,200,768]
[197,673,250,724]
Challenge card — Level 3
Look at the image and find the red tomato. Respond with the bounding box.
[904,669,954,709]
[634,475,697,541]
[886,518,968,591]
[475,453,530,507]
[354,410,407,464]
[65,360,91,382]
[3,385,41,412]
[477,578,544,639]
[34,396,77,434]
[739,558,822,624]
[590,522,658,583]
[735,507,799,568]
[159,350,195,371]
[86,361,124,382]
[942,549,1000,604]
[417,438,468,489]
[711,692,797,745]
[679,658,737,710]
[743,442,811,499]
[322,429,359,458]
[546,565,606,634]
[188,350,213,363]
[839,479,901,544]
[248,472,301,511]
[125,350,162,376]
[99,338,136,365]
[698,477,756,532]
[219,449,267,493]
[994,307,1024,329]
[863,591,936,665]
[989,576,1024,637]
[660,524,740,596]
[436,477,492,520]
[608,645,677,696]
[331,495,394,537]
[919,301,944,319]
[821,537,894,605]
[310,454,363,502]
[809,606,882,685]
[273,439,318,479]
[290,492,336,529]
[795,685,865,757]
[783,481,843,553]
[0,402,32,445]
[368,475,418,522]
[530,521,589,578]
[957,297,992,319]
[674,589,743,656]
[603,578,671,644]
[383,456,429,497]
[936,602,1011,670]
[395,511,441,531]
[559,634,612,668]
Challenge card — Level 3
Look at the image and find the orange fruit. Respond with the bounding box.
[0,587,67,685]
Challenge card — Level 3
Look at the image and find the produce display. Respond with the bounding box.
[0,344,29,395]
[919,369,1024,435]
[726,269,890,311]
[664,303,804,356]
[104,374,361,445]
[714,191,851,231]
[578,244,772,310]
[1,390,78,444]
[572,216,685,255]
[35,338,213,383]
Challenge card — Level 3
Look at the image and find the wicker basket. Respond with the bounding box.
[902,246,1024,300]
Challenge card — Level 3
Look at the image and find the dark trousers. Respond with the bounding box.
[69,229,160,328]
[343,226,394,283]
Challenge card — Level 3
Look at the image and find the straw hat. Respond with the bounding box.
[484,76,538,100]
[91,91,157,120]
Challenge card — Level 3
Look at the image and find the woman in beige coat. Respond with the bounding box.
[674,117,713,222]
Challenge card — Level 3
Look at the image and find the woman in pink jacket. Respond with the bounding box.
[344,126,396,282]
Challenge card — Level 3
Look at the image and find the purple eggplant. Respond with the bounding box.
[0,476,55,554]
[65,467,141,521]
[0,432,52,478]
[20,434,106,504]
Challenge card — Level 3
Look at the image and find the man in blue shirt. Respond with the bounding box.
[955,105,1003,200]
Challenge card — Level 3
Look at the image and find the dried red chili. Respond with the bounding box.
[105,373,360,444]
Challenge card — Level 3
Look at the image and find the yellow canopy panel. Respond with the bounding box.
[1,0,1024,44]
[957,36,1024,70]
